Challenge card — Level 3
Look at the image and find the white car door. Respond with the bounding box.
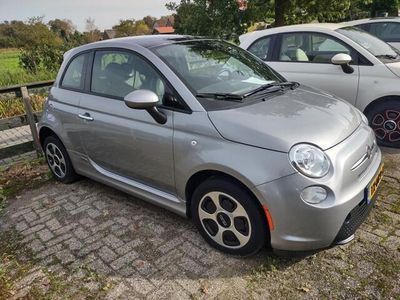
[266,32,360,105]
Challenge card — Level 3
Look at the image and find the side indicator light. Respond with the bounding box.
[262,205,274,231]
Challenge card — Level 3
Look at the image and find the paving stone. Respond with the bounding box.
[15,221,28,232]
[64,238,83,251]
[132,259,158,277]
[69,204,91,215]
[23,211,38,223]
[56,249,76,265]
[37,228,54,242]
[74,227,90,239]
[87,258,112,275]
[47,234,73,247]
[63,202,76,211]
[87,208,102,218]
[46,218,62,231]
[105,282,129,300]
[127,278,155,296]
[20,224,45,236]
[78,241,103,257]
[99,246,118,263]
[104,234,124,249]
[110,251,139,270]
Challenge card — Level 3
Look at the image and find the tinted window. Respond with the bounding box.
[61,53,88,89]
[368,22,400,42]
[91,50,165,102]
[248,37,271,60]
[279,33,351,63]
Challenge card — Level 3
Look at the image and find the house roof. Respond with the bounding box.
[153,26,175,34]
[153,16,175,28]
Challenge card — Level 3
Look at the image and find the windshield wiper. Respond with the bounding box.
[375,54,399,60]
[243,81,299,98]
[196,92,243,102]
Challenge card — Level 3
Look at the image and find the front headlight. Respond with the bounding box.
[289,144,331,178]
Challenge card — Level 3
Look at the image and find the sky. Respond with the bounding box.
[0,0,172,31]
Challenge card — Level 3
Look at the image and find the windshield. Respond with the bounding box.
[153,40,284,97]
[337,26,400,62]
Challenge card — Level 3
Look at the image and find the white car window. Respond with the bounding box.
[248,37,272,60]
[279,33,351,64]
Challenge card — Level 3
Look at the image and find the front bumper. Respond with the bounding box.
[252,124,382,251]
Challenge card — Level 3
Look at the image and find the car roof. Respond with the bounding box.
[343,17,400,25]
[239,23,348,42]
[83,34,204,49]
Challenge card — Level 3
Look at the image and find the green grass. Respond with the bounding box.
[0,48,56,88]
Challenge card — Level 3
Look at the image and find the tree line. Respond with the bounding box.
[168,0,399,39]
[0,16,160,74]
[0,0,398,76]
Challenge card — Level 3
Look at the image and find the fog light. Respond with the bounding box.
[300,186,328,204]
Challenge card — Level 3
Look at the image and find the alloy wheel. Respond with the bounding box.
[371,110,400,143]
[198,191,251,249]
[46,142,66,179]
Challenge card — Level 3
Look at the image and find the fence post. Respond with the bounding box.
[20,86,42,157]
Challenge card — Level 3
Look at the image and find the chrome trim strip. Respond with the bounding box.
[88,158,180,203]
[351,153,369,171]
[351,141,377,171]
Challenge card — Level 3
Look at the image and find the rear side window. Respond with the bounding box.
[248,37,272,60]
[61,53,88,90]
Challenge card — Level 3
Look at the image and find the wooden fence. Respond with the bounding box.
[0,80,55,159]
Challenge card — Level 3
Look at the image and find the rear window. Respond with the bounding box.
[61,53,88,90]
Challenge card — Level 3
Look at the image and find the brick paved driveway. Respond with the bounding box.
[0,149,399,299]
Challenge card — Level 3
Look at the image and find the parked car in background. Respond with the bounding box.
[240,24,400,147]
[39,35,383,256]
[343,17,400,50]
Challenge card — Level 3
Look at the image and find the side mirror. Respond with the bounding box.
[331,53,354,74]
[124,90,167,124]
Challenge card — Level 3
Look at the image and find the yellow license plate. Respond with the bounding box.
[367,164,384,202]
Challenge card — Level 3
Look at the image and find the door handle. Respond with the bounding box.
[78,113,94,121]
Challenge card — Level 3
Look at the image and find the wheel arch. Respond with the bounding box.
[39,126,58,148]
[185,169,270,233]
[363,95,400,116]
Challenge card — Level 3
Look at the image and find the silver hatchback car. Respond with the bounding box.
[39,36,383,256]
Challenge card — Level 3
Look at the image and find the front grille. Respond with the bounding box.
[333,196,374,244]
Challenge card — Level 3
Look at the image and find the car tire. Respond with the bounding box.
[191,177,269,256]
[43,135,79,184]
[365,98,400,148]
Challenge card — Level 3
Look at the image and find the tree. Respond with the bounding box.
[142,16,157,29]
[48,18,76,39]
[167,0,243,40]
[84,18,102,42]
[271,0,352,26]
[370,0,399,16]
[113,19,150,37]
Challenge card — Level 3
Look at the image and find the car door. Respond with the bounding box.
[78,49,175,194]
[266,32,360,105]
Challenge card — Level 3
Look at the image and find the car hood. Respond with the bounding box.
[207,86,361,152]
[386,61,400,78]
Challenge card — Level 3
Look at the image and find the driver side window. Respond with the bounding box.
[279,33,351,63]
[91,50,165,103]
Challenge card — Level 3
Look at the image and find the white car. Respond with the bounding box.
[343,17,400,50]
[240,23,400,147]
